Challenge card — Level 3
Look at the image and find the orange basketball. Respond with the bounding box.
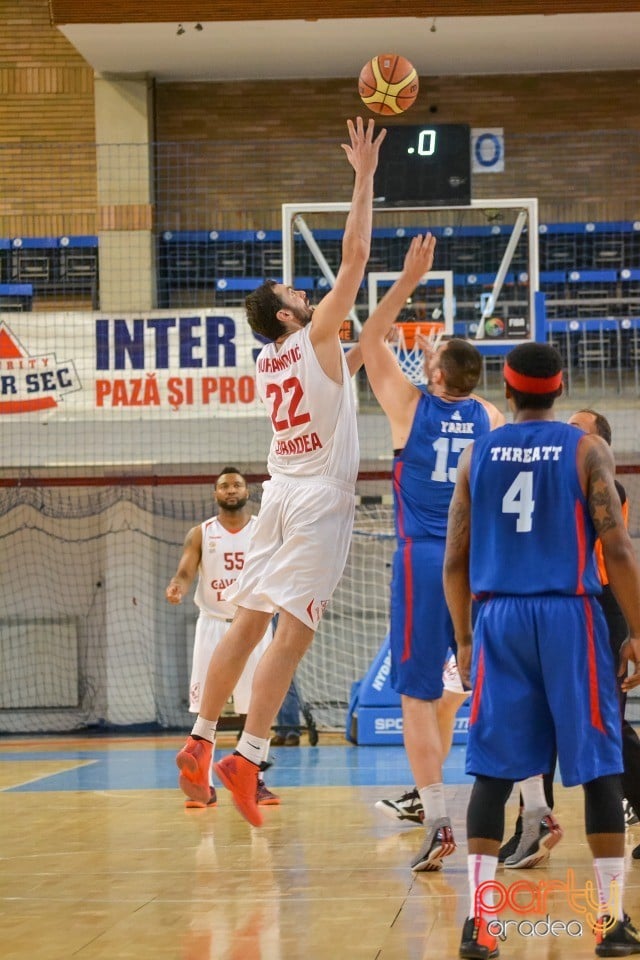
[358,53,419,116]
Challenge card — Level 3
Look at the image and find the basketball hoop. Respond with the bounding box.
[389,321,444,384]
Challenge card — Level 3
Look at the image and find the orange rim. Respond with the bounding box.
[395,321,444,350]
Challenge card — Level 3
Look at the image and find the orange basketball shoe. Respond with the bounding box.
[176,736,213,806]
[185,786,217,810]
[459,916,500,959]
[214,753,263,827]
[256,780,280,806]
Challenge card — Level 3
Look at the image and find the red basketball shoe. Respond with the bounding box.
[176,736,213,806]
[185,786,217,810]
[214,753,263,827]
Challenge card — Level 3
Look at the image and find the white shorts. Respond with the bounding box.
[442,653,472,696]
[189,614,273,714]
[224,476,356,632]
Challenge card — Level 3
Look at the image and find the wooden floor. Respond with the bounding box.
[2,734,640,959]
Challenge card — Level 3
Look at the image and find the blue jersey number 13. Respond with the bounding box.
[431,436,473,483]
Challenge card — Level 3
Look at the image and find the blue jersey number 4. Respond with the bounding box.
[502,471,535,532]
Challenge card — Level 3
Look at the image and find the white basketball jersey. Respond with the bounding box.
[255,324,359,483]
[194,516,256,617]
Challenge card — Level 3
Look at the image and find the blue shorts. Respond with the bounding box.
[466,595,623,787]
[389,536,454,700]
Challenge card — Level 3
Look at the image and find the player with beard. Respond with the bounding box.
[176,117,385,825]
[166,467,279,809]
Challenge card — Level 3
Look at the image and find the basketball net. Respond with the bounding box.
[388,321,444,385]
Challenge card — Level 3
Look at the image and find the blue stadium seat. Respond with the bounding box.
[0,282,34,311]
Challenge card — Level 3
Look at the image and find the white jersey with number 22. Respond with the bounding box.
[255,323,359,485]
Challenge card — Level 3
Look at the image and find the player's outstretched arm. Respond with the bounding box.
[443,445,474,689]
[310,118,386,349]
[360,234,436,442]
[165,524,202,604]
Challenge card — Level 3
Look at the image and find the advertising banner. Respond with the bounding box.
[0,309,264,419]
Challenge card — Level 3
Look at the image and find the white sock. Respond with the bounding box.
[191,716,218,743]
[418,783,446,825]
[593,857,625,920]
[518,775,548,813]
[468,854,499,920]
[236,731,270,766]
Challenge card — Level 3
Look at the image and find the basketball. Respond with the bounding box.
[358,54,419,116]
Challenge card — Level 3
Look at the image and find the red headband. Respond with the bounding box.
[504,361,563,394]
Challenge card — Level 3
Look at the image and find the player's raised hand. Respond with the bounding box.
[341,117,386,176]
[402,233,437,285]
